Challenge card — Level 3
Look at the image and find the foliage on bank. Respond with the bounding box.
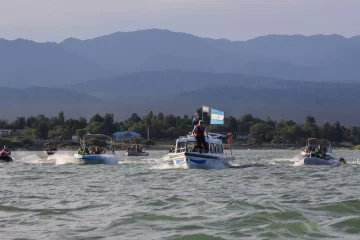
[1,110,360,146]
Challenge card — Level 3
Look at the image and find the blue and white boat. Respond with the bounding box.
[301,138,346,165]
[164,134,235,169]
[73,134,118,165]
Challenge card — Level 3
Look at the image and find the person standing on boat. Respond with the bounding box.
[193,120,208,153]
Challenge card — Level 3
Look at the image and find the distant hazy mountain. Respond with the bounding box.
[0,39,108,87]
[68,70,359,98]
[60,29,360,82]
[0,87,102,104]
[2,70,359,124]
[67,70,360,125]
[0,87,110,120]
[60,29,253,74]
[68,70,287,100]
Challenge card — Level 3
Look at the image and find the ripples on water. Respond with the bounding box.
[0,150,360,240]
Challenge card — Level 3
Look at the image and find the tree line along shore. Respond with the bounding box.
[1,110,360,151]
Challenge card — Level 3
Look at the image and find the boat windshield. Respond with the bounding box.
[175,141,199,153]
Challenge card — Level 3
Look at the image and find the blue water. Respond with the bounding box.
[0,150,360,240]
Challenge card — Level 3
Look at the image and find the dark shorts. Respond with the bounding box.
[196,136,207,150]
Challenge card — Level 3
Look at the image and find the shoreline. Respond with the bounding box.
[10,139,358,151]
[14,144,356,151]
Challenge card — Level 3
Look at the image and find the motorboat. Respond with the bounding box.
[44,144,57,155]
[44,149,56,155]
[301,138,346,165]
[73,153,118,165]
[125,145,149,156]
[0,155,13,163]
[125,150,149,156]
[73,134,118,165]
[164,134,235,169]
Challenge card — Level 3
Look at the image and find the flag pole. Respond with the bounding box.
[209,108,212,130]
[202,107,203,122]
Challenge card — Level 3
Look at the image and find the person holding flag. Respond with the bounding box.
[192,112,200,126]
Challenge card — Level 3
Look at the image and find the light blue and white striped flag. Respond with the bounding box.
[210,108,224,125]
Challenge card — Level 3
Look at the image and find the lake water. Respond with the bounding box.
[1,150,360,240]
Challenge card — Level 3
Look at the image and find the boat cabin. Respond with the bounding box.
[304,138,332,153]
[174,136,224,154]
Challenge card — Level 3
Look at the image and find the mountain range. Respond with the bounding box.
[1,71,360,125]
[59,29,360,82]
[1,29,360,88]
[1,29,360,124]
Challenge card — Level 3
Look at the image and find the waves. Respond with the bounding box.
[1,150,360,239]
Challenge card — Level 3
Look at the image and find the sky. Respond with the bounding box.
[0,0,359,42]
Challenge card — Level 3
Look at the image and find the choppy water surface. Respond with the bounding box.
[1,150,360,240]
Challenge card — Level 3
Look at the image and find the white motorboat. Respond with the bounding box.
[164,134,235,169]
[301,138,346,165]
[74,134,118,165]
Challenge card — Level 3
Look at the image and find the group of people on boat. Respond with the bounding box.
[78,146,106,155]
[126,145,144,153]
[304,144,328,159]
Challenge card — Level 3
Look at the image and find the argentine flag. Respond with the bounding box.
[210,108,225,125]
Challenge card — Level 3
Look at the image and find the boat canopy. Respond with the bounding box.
[80,134,113,149]
[306,138,332,152]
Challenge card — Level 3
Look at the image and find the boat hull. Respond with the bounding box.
[125,151,149,156]
[171,152,235,169]
[73,154,118,165]
[0,156,13,162]
[304,157,342,165]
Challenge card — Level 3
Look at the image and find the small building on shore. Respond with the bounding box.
[112,131,142,142]
[0,129,12,137]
